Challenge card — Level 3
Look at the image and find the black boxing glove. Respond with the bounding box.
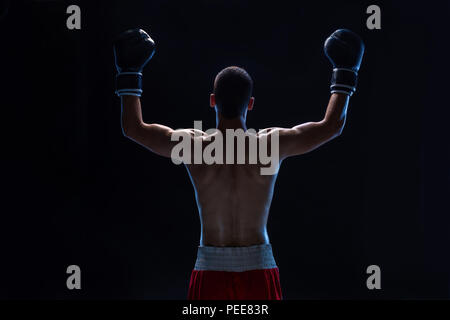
[324,29,365,96]
[114,29,156,97]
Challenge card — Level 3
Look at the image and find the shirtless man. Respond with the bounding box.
[113,28,364,300]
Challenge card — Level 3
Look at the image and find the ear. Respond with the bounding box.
[247,97,255,111]
[210,94,216,108]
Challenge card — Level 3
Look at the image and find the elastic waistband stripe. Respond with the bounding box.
[194,243,277,272]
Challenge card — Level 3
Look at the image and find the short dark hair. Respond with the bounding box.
[213,66,253,118]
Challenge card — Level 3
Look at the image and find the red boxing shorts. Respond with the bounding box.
[188,244,282,300]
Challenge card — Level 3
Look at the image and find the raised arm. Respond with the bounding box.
[278,29,365,159]
[121,95,199,159]
[120,95,179,157]
[278,93,349,159]
[114,29,195,159]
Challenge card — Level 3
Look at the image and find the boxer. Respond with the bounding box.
[114,28,364,300]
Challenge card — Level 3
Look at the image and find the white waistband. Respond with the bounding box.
[194,243,277,272]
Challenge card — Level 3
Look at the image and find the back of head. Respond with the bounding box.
[214,66,253,118]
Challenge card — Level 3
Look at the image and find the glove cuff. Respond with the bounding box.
[330,68,358,96]
[115,72,143,97]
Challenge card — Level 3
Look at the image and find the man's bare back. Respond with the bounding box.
[186,133,278,247]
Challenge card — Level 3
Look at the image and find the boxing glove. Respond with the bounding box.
[324,29,365,96]
[114,29,156,97]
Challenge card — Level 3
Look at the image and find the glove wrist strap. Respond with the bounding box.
[330,68,358,96]
[115,72,143,97]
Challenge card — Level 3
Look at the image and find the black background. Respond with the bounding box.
[1,0,449,299]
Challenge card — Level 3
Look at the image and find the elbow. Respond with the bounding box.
[334,124,345,137]
[121,123,140,140]
[324,119,345,139]
[121,125,132,138]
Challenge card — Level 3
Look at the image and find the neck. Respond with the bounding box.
[216,113,247,131]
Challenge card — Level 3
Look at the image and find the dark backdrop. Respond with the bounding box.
[1,0,449,299]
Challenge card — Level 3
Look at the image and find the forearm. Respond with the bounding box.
[322,93,350,133]
[121,95,144,136]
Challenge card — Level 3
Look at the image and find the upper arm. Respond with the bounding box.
[277,120,342,159]
[126,123,194,159]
